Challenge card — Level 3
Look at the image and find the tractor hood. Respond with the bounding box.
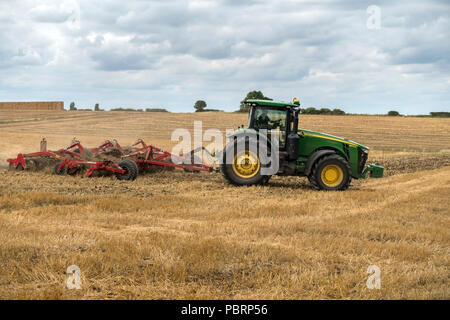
[299,129,370,150]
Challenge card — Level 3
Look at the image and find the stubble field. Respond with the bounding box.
[0,110,449,299]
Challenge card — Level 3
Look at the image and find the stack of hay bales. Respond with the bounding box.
[0,101,64,111]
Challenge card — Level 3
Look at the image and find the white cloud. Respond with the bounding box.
[29,0,80,27]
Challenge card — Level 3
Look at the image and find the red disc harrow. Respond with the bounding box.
[7,138,214,181]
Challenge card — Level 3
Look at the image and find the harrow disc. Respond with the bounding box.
[9,162,24,171]
[25,159,37,171]
[53,163,67,175]
[10,163,24,171]
[27,157,60,172]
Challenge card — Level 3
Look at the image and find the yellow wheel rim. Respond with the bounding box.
[321,164,343,187]
[232,150,260,178]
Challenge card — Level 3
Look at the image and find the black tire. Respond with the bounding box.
[115,160,138,181]
[261,175,272,185]
[53,163,67,175]
[309,154,351,191]
[220,138,270,186]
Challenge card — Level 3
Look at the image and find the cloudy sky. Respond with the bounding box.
[0,0,449,114]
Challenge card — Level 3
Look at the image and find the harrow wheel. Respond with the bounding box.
[115,160,138,181]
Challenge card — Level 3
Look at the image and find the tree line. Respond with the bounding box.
[68,102,169,113]
[68,94,449,117]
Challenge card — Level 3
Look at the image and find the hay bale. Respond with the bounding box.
[0,101,64,111]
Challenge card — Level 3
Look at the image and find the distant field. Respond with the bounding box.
[0,111,449,158]
[0,110,449,299]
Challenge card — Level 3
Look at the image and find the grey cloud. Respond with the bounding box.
[29,4,74,23]
[90,51,153,71]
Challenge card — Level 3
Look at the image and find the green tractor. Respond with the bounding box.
[220,98,384,190]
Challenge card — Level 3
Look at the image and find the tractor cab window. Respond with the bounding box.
[252,107,287,148]
[253,107,287,131]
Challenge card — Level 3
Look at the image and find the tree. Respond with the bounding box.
[145,108,169,112]
[69,102,77,111]
[301,107,345,115]
[303,107,317,114]
[430,112,450,117]
[387,110,400,116]
[239,91,272,112]
[194,100,207,112]
[318,108,332,114]
[94,103,100,111]
[332,108,345,115]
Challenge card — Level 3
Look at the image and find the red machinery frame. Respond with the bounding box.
[6,140,86,170]
[54,159,127,177]
[124,139,213,173]
[7,138,214,179]
[7,139,123,170]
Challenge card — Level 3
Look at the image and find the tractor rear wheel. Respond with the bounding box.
[115,160,138,181]
[220,139,269,186]
[309,154,351,191]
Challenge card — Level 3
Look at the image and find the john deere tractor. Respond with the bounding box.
[220,98,383,190]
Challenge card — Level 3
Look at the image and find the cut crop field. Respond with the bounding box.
[0,111,449,299]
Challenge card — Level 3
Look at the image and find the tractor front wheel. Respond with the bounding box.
[309,154,351,191]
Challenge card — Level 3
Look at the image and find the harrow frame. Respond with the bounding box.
[7,138,214,180]
[124,139,213,173]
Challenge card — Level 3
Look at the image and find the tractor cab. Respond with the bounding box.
[245,98,301,160]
